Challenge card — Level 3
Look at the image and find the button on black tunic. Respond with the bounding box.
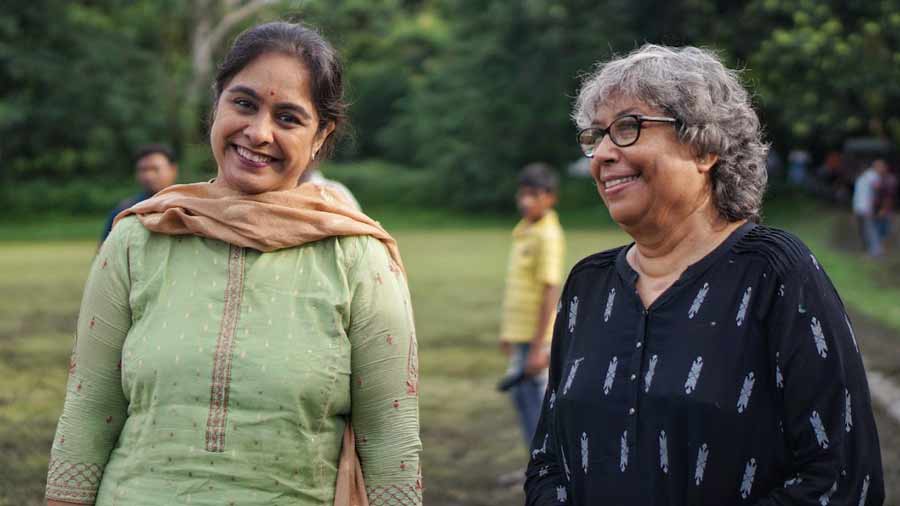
[525,224,884,506]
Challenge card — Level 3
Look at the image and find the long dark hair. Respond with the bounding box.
[212,21,346,158]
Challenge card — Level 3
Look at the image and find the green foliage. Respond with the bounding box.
[386,0,629,210]
[1,1,193,184]
[5,0,900,212]
[322,159,437,207]
[321,159,613,228]
[747,0,900,152]
[1,179,136,217]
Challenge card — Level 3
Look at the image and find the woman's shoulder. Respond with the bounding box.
[327,234,392,273]
[105,215,151,247]
[732,224,818,278]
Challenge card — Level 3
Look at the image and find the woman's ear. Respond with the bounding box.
[696,152,719,174]
[313,121,337,157]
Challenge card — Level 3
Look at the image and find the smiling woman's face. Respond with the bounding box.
[589,97,716,233]
[210,51,333,194]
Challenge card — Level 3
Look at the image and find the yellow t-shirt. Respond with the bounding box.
[500,210,565,343]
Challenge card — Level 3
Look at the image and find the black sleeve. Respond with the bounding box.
[754,255,884,505]
[100,207,118,242]
[525,283,570,506]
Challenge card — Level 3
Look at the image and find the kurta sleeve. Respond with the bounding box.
[754,254,884,506]
[346,237,422,505]
[525,281,570,505]
[46,218,135,504]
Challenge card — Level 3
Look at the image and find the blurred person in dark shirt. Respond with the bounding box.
[99,144,178,242]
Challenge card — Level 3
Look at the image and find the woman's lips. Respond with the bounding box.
[233,144,276,169]
[601,175,640,197]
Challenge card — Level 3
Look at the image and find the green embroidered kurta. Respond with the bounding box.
[47,216,421,505]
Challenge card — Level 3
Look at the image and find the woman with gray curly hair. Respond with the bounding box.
[525,45,884,506]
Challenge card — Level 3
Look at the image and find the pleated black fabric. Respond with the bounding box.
[525,223,884,506]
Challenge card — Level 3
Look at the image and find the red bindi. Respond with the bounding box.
[269,90,275,96]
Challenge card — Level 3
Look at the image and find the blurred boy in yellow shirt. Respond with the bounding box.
[499,163,565,445]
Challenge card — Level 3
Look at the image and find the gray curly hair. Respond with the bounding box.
[573,44,769,223]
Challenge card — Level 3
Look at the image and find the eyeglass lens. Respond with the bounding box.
[579,116,642,156]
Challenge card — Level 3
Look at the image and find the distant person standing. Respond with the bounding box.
[787,148,809,186]
[874,160,896,246]
[853,160,884,257]
[99,144,178,241]
[499,163,565,449]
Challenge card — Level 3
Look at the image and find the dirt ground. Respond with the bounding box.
[848,312,900,506]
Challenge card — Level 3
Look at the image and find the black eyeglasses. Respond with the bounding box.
[576,114,679,157]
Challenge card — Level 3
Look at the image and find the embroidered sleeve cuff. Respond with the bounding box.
[366,483,423,506]
[45,457,103,504]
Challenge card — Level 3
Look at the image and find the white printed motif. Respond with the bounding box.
[775,352,784,389]
[549,389,557,410]
[581,432,589,474]
[845,389,853,433]
[695,443,709,486]
[539,466,550,477]
[556,485,568,503]
[531,433,549,460]
[562,357,584,396]
[736,286,752,327]
[685,356,704,394]
[659,430,669,474]
[741,458,757,499]
[557,299,562,314]
[620,431,629,472]
[603,356,618,395]
[604,288,616,323]
[820,481,837,506]
[845,313,859,352]
[810,410,830,449]
[737,372,756,413]
[778,284,786,297]
[568,297,579,334]
[645,354,659,393]
[859,474,871,506]
[784,476,803,487]
[811,254,820,270]
[811,317,829,358]
[689,283,710,319]
[561,446,571,481]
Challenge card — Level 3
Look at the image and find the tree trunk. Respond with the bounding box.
[188,0,277,103]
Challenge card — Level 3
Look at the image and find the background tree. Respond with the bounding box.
[3,0,900,213]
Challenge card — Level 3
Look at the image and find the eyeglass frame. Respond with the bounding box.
[576,114,680,158]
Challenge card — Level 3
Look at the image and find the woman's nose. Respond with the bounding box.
[591,133,619,163]
[590,135,619,179]
[243,115,274,145]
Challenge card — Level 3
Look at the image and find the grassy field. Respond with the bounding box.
[1,202,897,505]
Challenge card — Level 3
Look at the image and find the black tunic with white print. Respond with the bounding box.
[525,223,884,506]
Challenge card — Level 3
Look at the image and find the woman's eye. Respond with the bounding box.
[277,113,301,125]
[233,98,254,110]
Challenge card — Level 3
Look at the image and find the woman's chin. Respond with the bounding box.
[220,170,277,195]
[606,204,646,229]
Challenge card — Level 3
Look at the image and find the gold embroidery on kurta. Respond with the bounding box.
[46,458,103,503]
[206,245,245,452]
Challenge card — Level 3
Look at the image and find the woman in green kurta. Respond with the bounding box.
[46,22,421,506]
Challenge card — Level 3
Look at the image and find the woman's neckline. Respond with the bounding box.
[615,221,756,311]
